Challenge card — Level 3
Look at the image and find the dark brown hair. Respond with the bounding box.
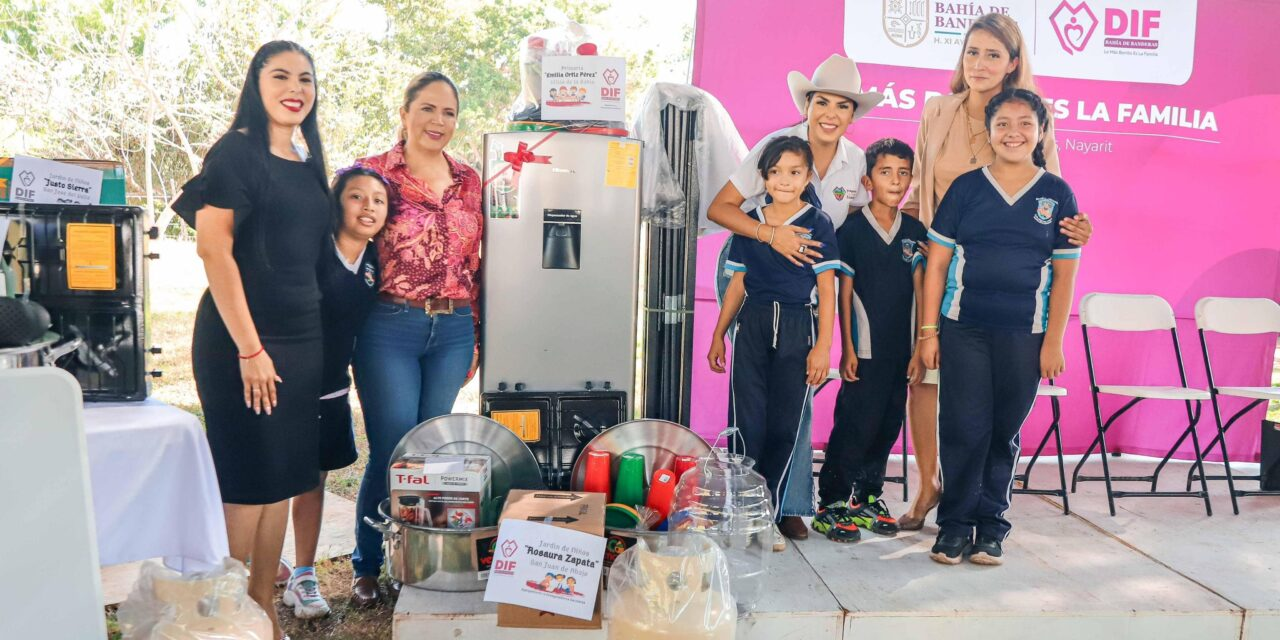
[985,88,1050,168]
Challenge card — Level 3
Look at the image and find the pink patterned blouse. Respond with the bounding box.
[356,142,483,333]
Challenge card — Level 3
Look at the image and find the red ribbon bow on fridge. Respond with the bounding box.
[502,141,552,173]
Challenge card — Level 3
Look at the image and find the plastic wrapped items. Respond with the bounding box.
[606,533,736,639]
[630,83,749,229]
[668,448,772,613]
[116,559,272,640]
[508,10,595,123]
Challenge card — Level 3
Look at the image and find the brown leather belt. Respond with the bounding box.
[379,294,470,316]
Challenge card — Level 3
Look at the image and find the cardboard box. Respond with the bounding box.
[389,454,491,529]
[0,157,127,205]
[497,490,605,629]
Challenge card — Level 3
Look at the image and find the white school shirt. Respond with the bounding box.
[728,122,871,230]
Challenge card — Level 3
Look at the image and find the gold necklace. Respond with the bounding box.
[961,100,990,165]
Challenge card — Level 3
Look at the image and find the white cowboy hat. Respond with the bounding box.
[787,54,885,120]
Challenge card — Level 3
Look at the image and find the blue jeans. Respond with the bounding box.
[717,237,815,518]
[351,301,476,578]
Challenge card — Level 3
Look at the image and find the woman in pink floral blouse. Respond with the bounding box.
[347,71,482,605]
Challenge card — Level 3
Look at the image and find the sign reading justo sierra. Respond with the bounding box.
[850,0,1197,85]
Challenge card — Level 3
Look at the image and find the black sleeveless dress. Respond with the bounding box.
[173,131,331,505]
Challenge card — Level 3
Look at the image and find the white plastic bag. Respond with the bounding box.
[116,558,272,640]
[509,8,596,122]
[605,533,736,639]
[630,84,748,229]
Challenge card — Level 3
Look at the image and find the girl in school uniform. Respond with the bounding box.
[918,88,1081,566]
[898,12,1094,531]
[281,166,388,618]
[706,55,884,538]
[707,136,840,529]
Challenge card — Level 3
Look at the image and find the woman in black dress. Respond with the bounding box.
[172,41,330,640]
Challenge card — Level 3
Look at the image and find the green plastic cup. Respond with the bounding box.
[614,452,647,509]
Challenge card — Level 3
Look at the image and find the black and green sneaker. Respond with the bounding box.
[812,501,861,543]
[848,496,900,535]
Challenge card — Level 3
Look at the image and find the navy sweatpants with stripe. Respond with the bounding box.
[937,319,1043,541]
[818,356,910,506]
[729,301,815,520]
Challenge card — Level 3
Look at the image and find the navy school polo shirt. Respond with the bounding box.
[838,206,927,360]
[927,167,1082,333]
[724,204,841,306]
[318,239,380,394]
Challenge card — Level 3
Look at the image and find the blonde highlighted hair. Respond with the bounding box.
[949,13,1037,94]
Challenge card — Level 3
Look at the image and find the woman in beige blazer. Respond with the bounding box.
[897,13,1094,531]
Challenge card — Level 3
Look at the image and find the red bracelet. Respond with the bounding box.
[239,346,265,360]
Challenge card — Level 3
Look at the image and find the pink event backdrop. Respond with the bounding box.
[689,0,1280,460]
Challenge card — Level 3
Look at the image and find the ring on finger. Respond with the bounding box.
[798,245,807,254]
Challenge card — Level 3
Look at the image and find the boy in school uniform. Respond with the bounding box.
[813,138,927,542]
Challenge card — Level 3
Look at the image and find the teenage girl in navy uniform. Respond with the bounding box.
[708,136,840,527]
[919,89,1081,566]
[281,166,388,619]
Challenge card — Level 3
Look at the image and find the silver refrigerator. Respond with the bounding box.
[479,131,643,487]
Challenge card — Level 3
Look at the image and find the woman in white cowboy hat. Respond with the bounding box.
[706,54,883,541]
[709,53,884,247]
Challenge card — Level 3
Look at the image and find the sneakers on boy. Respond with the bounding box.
[969,534,1004,566]
[929,531,972,565]
[283,567,331,619]
[811,501,861,543]
[848,496,900,535]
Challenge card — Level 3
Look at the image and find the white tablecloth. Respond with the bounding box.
[85,399,228,573]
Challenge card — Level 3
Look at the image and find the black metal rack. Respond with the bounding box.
[641,105,699,425]
[2,203,157,401]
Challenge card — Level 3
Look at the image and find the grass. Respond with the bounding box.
[105,240,486,639]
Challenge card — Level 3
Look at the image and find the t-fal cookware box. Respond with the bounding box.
[389,454,491,529]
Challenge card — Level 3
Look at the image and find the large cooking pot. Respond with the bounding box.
[364,499,499,592]
[368,413,545,591]
[0,332,82,369]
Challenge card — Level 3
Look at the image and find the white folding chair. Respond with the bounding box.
[1184,297,1280,514]
[1013,382,1070,515]
[1069,293,1213,516]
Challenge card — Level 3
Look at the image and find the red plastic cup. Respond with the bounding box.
[582,450,612,501]
[646,469,677,525]
[673,455,698,481]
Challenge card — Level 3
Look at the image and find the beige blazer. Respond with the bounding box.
[906,90,1061,226]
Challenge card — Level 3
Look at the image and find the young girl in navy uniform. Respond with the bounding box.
[919,89,1081,566]
[708,136,840,529]
[282,166,388,617]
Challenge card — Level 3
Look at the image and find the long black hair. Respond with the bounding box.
[985,88,1050,168]
[229,40,330,191]
[757,135,821,207]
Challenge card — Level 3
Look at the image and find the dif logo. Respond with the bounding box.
[601,67,621,100]
[494,538,519,574]
[1050,1,1161,55]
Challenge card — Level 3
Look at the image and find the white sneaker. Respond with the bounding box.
[274,558,293,587]
[282,570,331,619]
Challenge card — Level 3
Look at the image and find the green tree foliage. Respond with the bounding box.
[0,0,675,237]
